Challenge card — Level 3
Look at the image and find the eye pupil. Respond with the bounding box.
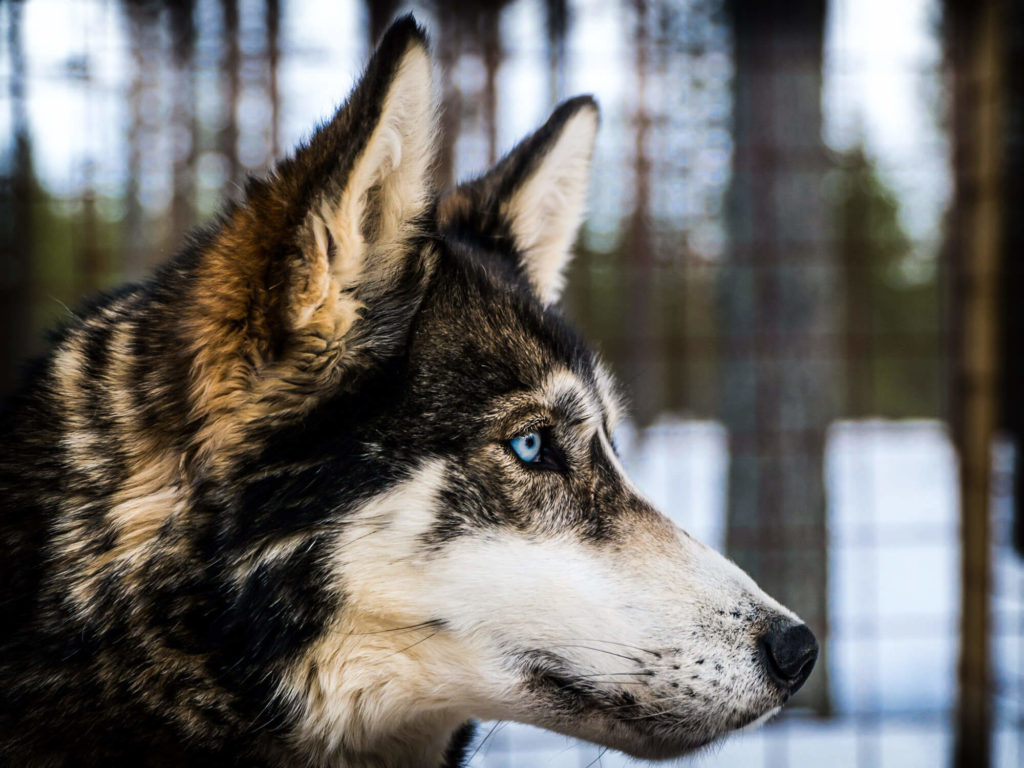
[510,430,543,464]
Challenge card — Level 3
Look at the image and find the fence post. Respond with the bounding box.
[947,2,1004,766]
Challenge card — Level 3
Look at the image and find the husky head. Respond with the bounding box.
[40,16,816,768]
[200,19,819,764]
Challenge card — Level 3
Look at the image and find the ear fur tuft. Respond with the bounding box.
[503,98,599,305]
[183,16,438,470]
[295,27,436,337]
[438,96,599,306]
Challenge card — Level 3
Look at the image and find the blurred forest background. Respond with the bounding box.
[1,0,1022,766]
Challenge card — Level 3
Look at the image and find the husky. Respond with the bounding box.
[0,16,817,768]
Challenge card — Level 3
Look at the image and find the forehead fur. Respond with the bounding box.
[410,238,597,397]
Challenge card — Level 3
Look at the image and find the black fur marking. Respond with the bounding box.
[0,19,439,764]
[441,721,477,768]
[520,651,603,716]
[209,537,338,700]
[0,15,696,767]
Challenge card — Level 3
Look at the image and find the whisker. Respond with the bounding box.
[575,671,654,678]
[338,529,384,548]
[349,619,444,636]
[387,629,440,658]
[466,720,508,763]
[616,704,689,721]
[584,746,610,768]
[565,638,664,658]
[530,643,642,663]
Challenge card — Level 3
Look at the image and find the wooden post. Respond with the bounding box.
[948,2,1004,766]
[1,0,33,394]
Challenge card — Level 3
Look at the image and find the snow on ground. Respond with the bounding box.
[468,419,1024,767]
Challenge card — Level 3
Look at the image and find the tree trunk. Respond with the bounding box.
[1,0,33,394]
[219,0,242,192]
[719,0,834,714]
[122,1,156,279]
[622,0,660,428]
[365,0,400,49]
[944,2,1006,765]
[991,0,1024,557]
[168,1,198,257]
[544,0,568,106]
[266,0,281,158]
[434,3,463,189]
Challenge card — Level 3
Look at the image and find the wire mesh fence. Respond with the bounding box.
[1,0,1020,765]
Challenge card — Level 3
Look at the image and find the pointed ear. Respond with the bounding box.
[287,16,436,336]
[439,97,599,305]
[183,17,437,464]
[202,14,437,354]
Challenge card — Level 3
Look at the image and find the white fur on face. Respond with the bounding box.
[292,436,803,761]
[285,462,500,767]
[502,105,599,306]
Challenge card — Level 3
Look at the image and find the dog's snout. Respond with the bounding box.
[760,622,818,694]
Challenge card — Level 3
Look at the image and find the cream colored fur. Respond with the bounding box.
[501,105,599,305]
[302,43,437,332]
[185,42,438,476]
[286,381,801,765]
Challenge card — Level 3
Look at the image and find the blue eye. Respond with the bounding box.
[509,431,543,463]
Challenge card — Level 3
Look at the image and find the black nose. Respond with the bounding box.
[760,622,818,694]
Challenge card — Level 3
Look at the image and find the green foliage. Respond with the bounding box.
[27,189,126,359]
[835,146,943,418]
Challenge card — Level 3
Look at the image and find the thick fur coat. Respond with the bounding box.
[0,17,816,768]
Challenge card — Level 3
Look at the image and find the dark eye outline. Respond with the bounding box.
[505,427,569,473]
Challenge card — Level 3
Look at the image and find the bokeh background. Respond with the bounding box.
[1,0,1021,766]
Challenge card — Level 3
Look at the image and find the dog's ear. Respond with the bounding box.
[280,14,436,349]
[439,97,599,305]
[183,16,436,463]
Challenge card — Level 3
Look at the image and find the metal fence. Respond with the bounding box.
[1,0,1020,765]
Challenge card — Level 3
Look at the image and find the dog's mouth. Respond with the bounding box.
[513,649,782,759]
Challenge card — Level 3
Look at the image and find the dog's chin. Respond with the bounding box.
[545,721,722,762]
[527,699,782,762]
[606,712,776,760]
[595,731,717,762]
[513,653,786,759]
